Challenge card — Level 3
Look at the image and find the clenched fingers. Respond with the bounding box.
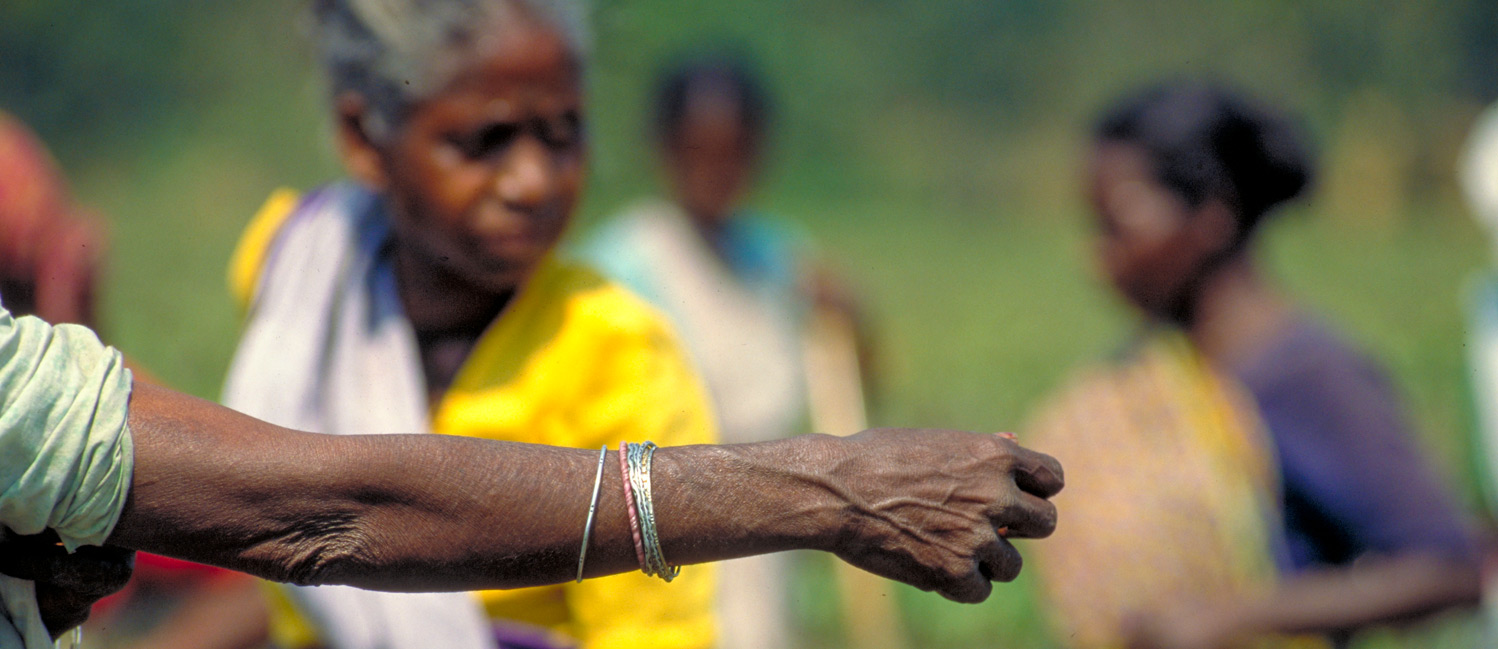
[990,488,1058,539]
[977,534,1023,583]
[936,531,1022,603]
[938,563,993,604]
[997,437,1064,498]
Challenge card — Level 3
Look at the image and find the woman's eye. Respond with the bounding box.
[539,112,583,149]
[454,123,522,160]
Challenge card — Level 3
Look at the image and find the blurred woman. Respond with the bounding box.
[581,56,813,449]
[0,110,102,327]
[1027,82,1480,649]
[576,55,875,649]
[222,1,720,647]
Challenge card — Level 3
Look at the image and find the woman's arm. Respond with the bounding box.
[1130,335,1483,649]
[1127,552,1481,649]
[109,380,1062,603]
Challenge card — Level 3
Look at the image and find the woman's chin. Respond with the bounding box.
[463,256,543,294]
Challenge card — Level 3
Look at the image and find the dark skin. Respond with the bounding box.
[4,379,1062,637]
[336,16,582,404]
[661,94,759,236]
[1088,142,1480,649]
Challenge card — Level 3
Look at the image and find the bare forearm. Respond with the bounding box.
[108,381,1060,600]
[108,382,832,589]
[1229,553,1480,638]
[109,379,814,587]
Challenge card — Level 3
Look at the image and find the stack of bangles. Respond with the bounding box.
[575,441,680,583]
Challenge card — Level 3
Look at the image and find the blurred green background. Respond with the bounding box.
[3,1,1496,647]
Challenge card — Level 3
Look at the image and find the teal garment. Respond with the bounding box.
[577,204,807,308]
[0,304,134,648]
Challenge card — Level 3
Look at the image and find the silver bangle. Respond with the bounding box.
[576,445,609,582]
[625,441,679,582]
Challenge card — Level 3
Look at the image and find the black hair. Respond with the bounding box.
[1095,81,1314,241]
[654,53,770,145]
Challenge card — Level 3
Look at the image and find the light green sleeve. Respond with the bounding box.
[0,306,135,549]
[0,305,135,648]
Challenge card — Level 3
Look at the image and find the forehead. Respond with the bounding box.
[425,19,582,116]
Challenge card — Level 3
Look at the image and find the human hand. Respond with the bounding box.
[0,529,135,638]
[810,428,1063,603]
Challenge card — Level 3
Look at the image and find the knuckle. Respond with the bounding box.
[991,487,1022,515]
[1046,456,1065,486]
[937,557,972,589]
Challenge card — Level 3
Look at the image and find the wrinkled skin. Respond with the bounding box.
[810,429,1062,603]
[0,530,134,638]
[0,383,1061,640]
[91,381,1060,604]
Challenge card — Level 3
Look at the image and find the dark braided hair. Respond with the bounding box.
[1096,81,1313,244]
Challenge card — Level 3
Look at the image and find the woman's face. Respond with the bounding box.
[375,20,584,293]
[1087,142,1209,321]
[664,99,758,228]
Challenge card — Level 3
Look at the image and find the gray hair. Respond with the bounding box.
[312,0,588,141]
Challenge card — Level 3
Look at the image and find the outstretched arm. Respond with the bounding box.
[109,380,1062,602]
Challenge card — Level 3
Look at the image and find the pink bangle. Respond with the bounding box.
[619,441,647,570]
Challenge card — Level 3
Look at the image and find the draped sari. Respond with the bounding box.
[1027,334,1328,649]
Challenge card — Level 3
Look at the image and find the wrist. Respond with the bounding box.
[732,433,853,554]
[652,434,852,562]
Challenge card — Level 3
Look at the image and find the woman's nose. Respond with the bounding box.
[495,136,560,210]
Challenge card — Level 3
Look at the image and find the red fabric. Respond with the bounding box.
[93,553,249,616]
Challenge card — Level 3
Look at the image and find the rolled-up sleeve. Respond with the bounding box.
[0,305,134,550]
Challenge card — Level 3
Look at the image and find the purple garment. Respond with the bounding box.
[492,624,575,649]
[1231,318,1477,572]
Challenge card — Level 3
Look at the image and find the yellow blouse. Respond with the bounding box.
[232,189,719,649]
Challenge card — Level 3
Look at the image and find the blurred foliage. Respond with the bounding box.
[3,1,1496,647]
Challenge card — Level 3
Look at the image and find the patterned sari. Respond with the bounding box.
[1027,334,1328,649]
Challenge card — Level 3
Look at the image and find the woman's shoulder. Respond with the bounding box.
[1237,315,1393,400]
[227,183,379,309]
[227,187,304,307]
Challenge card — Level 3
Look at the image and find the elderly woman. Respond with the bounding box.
[221,1,867,648]
[0,303,1063,649]
[1027,82,1478,649]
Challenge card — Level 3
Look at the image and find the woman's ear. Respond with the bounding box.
[334,93,390,192]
